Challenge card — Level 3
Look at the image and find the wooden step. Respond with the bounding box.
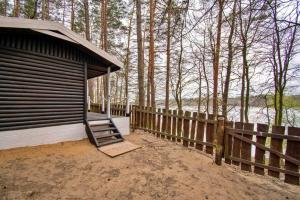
[91,124,113,131]
[95,132,120,139]
[97,138,124,147]
[90,123,112,127]
[88,120,110,126]
[92,127,117,133]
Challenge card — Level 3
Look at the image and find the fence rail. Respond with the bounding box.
[224,124,300,185]
[90,104,300,185]
[90,103,128,117]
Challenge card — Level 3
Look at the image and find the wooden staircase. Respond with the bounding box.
[85,118,124,147]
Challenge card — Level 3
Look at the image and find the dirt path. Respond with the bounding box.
[0,131,299,200]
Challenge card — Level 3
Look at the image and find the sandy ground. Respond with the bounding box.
[0,131,299,200]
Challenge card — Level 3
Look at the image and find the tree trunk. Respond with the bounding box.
[245,57,250,123]
[13,0,20,17]
[197,61,202,113]
[42,0,49,20]
[149,0,156,107]
[30,0,38,19]
[71,0,75,30]
[240,61,245,123]
[175,10,185,111]
[136,0,145,106]
[165,0,172,111]
[222,0,237,119]
[125,6,134,111]
[83,0,90,41]
[212,0,225,117]
[101,0,108,50]
[203,64,210,114]
[62,0,66,25]
[0,0,7,16]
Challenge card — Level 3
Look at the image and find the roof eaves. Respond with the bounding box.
[0,17,123,69]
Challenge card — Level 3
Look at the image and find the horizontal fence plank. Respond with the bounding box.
[226,127,300,141]
[138,127,214,147]
[226,130,300,166]
[225,156,300,177]
[135,108,216,124]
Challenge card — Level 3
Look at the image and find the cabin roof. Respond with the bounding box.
[0,17,123,71]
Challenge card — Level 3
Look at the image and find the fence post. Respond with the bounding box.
[215,116,225,166]
[132,105,136,131]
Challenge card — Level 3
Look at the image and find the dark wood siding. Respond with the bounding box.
[0,32,85,131]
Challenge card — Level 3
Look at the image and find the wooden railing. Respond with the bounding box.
[89,103,128,117]
[90,104,300,185]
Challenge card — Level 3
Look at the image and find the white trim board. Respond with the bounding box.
[0,123,87,150]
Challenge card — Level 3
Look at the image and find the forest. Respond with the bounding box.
[0,0,299,127]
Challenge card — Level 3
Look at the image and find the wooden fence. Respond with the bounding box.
[90,104,300,185]
[89,103,128,116]
[131,106,222,159]
[224,124,300,185]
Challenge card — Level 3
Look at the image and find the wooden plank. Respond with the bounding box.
[183,111,191,147]
[151,107,156,134]
[285,127,300,185]
[189,112,197,147]
[268,125,285,178]
[139,106,143,129]
[137,106,140,128]
[227,130,300,165]
[206,114,215,155]
[226,155,300,177]
[134,108,216,123]
[139,127,214,147]
[167,110,172,140]
[224,121,234,164]
[146,107,151,132]
[161,109,167,139]
[224,127,300,141]
[177,110,183,143]
[140,106,143,129]
[241,123,254,172]
[98,141,141,157]
[195,113,206,151]
[143,106,147,129]
[156,108,162,137]
[254,123,268,175]
[215,117,225,165]
[171,110,177,142]
[232,122,243,166]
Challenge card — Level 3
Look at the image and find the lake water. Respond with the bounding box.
[169,105,300,127]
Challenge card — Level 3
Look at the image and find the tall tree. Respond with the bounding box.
[0,0,8,16]
[165,0,172,110]
[41,0,49,20]
[71,0,75,30]
[136,0,145,106]
[238,0,265,122]
[148,0,156,107]
[124,5,135,112]
[101,0,108,51]
[212,0,225,116]
[267,0,299,125]
[13,0,20,17]
[83,0,90,41]
[222,0,237,119]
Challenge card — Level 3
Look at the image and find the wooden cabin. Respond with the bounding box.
[0,17,129,150]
